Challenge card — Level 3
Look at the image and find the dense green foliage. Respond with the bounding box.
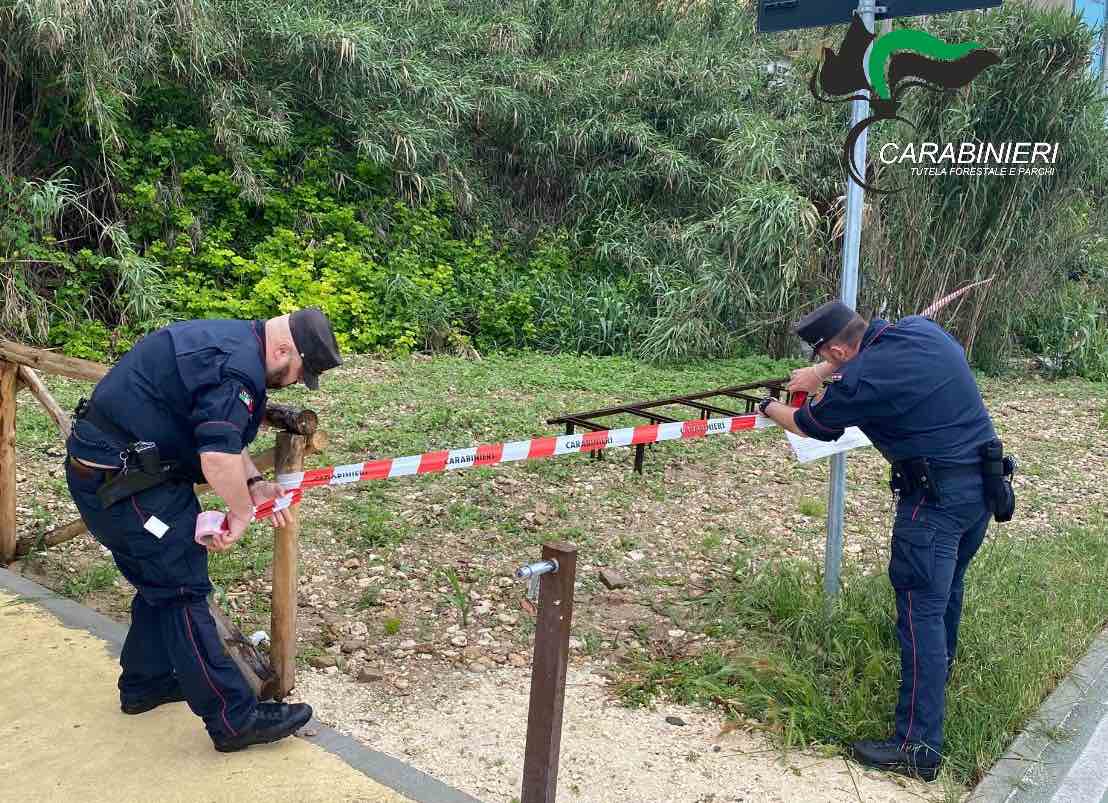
[1,0,1106,373]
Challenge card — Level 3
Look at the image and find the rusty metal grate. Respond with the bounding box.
[547,377,793,474]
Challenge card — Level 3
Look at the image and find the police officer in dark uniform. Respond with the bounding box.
[64,308,342,752]
[757,300,1014,781]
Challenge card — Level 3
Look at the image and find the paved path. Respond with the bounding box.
[972,627,1108,803]
[0,568,481,803]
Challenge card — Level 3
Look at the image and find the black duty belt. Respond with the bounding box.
[890,439,1016,524]
[68,456,119,478]
[73,398,189,507]
[889,458,981,503]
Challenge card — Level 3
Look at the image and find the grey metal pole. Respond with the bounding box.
[1101,16,1108,96]
[824,0,876,603]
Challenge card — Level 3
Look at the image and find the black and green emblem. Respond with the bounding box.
[811,15,1002,191]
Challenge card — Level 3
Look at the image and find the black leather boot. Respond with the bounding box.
[121,683,188,715]
[213,702,313,753]
[848,738,941,781]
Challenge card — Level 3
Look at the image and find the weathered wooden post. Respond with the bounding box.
[0,360,16,563]
[270,428,306,699]
[17,365,71,437]
[519,542,578,803]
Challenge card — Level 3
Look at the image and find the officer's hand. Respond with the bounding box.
[248,481,290,529]
[787,366,824,395]
[208,511,251,552]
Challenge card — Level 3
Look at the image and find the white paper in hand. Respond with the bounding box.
[785,427,872,463]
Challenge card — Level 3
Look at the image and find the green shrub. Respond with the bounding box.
[1019,282,1108,381]
[5,1,1106,368]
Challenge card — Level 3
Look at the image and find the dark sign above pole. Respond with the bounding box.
[756,0,1003,33]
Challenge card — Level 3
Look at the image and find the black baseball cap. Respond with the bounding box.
[793,301,857,354]
[289,308,342,390]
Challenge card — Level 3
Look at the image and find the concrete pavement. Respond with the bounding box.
[972,626,1108,803]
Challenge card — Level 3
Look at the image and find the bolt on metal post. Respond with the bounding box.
[516,543,577,803]
[517,559,559,602]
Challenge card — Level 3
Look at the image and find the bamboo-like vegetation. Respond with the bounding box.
[1,0,1105,367]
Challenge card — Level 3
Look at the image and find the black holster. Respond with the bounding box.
[74,398,183,507]
[979,439,1016,523]
[96,461,183,508]
[890,457,940,503]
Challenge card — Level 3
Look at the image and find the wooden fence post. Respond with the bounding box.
[0,361,17,563]
[270,430,306,699]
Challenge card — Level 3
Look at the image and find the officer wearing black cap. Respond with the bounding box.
[757,300,1008,781]
[64,309,341,752]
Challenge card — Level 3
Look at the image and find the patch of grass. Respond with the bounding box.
[296,644,324,668]
[60,562,119,599]
[617,534,639,551]
[579,628,604,656]
[615,523,1108,786]
[797,498,826,518]
[446,501,484,530]
[383,617,402,636]
[340,495,407,550]
[438,567,472,627]
[516,614,536,641]
[208,529,273,589]
[700,533,723,552]
[248,594,271,621]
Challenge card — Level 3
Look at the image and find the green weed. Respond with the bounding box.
[61,563,119,600]
[616,524,1108,786]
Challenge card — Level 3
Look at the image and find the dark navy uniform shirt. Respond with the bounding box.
[74,319,268,482]
[793,316,995,466]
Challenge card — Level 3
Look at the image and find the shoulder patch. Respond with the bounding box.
[238,389,255,413]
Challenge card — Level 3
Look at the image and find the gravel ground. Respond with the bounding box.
[295,664,930,803]
[10,364,1105,803]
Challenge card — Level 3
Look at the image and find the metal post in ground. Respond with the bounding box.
[517,542,577,803]
[825,0,876,604]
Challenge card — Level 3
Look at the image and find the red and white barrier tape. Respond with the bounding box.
[920,277,994,319]
[247,391,808,521]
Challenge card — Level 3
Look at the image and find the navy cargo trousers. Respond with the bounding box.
[64,444,256,742]
[888,465,990,756]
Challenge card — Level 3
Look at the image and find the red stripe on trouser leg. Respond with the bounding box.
[418,451,449,473]
[903,591,918,748]
[527,437,556,459]
[474,443,504,466]
[183,607,238,737]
